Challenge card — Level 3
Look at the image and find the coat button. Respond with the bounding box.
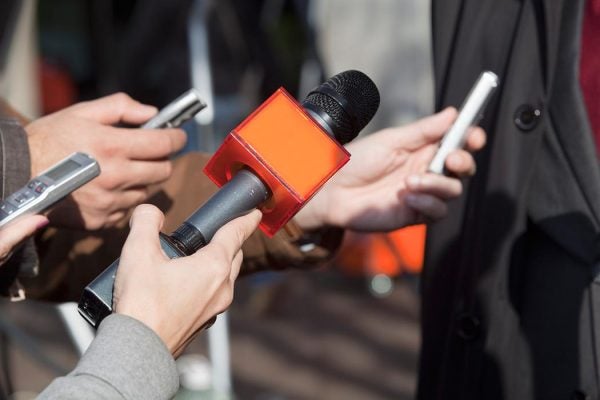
[514,104,542,131]
[571,390,591,400]
[456,313,481,341]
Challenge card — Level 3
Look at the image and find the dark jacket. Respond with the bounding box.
[422,0,600,399]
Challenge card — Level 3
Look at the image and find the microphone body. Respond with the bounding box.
[79,71,380,328]
[79,170,268,328]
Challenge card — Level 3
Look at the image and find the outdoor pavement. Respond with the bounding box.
[0,269,421,400]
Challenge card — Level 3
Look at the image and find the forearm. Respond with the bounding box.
[38,314,178,400]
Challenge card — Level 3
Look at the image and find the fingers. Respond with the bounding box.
[200,210,262,262]
[89,187,148,215]
[230,249,243,281]
[0,215,48,263]
[406,174,462,199]
[464,126,486,152]
[396,107,458,150]
[104,159,173,189]
[115,128,187,160]
[404,193,449,221]
[122,204,165,260]
[74,93,158,125]
[444,149,477,177]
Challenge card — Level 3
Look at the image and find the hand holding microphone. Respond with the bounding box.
[78,70,381,328]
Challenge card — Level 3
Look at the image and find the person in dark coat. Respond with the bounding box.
[422,0,600,399]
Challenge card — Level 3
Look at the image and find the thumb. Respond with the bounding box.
[121,204,165,261]
[73,93,157,125]
[0,215,48,264]
[399,107,458,150]
[202,210,262,261]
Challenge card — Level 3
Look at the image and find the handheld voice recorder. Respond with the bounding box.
[428,71,499,174]
[0,152,100,227]
[142,88,206,129]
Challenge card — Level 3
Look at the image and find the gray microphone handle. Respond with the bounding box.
[78,169,269,328]
[182,170,269,246]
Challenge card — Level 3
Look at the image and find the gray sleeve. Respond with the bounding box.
[38,314,179,400]
[0,117,31,196]
[0,117,39,296]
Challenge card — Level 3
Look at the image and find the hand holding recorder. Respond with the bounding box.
[25,93,187,230]
[428,71,498,174]
[295,107,487,231]
[295,71,495,231]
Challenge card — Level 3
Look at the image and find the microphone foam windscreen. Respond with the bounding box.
[303,70,380,144]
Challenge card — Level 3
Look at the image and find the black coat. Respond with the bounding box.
[422,0,600,399]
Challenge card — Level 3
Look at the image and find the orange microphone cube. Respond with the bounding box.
[204,88,350,236]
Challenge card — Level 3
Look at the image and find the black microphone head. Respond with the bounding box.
[302,70,380,144]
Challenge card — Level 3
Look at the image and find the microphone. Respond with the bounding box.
[78,70,380,328]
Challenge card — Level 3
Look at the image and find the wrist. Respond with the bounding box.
[295,193,331,231]
[24,125,42,178]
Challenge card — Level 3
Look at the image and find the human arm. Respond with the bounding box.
[0,114,48,295]
[38,205,260,399]
[37,314,179,400]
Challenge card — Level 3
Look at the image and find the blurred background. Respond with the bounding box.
[0,0,433,399]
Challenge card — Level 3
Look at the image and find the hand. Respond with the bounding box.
[114,205,262,356]
[296,107,486,232]
[25,93,187,230]
[0,215,48,266]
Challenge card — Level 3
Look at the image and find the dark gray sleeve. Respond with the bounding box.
[0,117,31,196]
[0,117,39,296]
[38,314,179,400]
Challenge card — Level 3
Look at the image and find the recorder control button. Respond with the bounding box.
[35,184,47,194]
[0,203,15,214]
[15,192,34,204]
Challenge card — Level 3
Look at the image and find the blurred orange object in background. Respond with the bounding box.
[335,224,426,277]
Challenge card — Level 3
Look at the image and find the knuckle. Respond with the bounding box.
[95,137,121,158]
[454,182,463,196]
[161,161,173,180]
[232,226,245,247]
[0,245,11,262]
[213,262,231,282]
[111,92,131,106]
[160,133,176,154]
[210,242,229,263]
[134,204,160,218]
[136,187,150,203]
[95,196,115,213]
[85,215,105,230]
[215,288,234,313]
